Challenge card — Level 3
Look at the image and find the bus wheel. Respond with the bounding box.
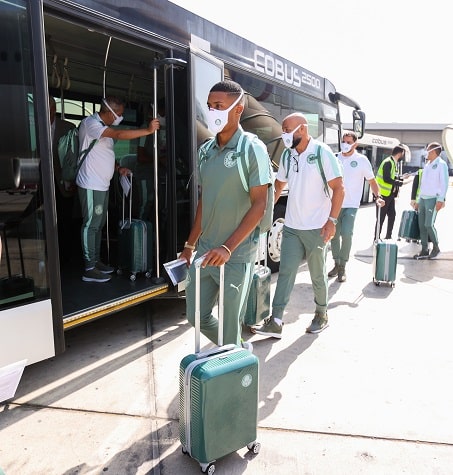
[267,203,286,273]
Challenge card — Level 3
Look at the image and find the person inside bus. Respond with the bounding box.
[375,144,409,240]
[76,96,160,283]
[253,112,344,338]
[179,80,272,350]
[412,142,449,260]
[49,95,77,262]
[328,131,384,282]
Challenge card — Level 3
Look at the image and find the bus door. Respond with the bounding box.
[189,46,223,213]
[0,1,63,367]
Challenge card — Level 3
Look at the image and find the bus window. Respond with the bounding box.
[0,2,50,310]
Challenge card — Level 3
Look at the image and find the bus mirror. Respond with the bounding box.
[352,110,365,139]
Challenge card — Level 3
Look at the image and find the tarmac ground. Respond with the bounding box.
[0,181,452,475]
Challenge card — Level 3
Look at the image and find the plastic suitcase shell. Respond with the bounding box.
[117,173,153,280]
[372,240,398,287]
[244,233,271,327]
[398,209,420,242]
[179,346,259,466]
[118,219,153,279]
[179,260,260,473]
[244,265,271,326]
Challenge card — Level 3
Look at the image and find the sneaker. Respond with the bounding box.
[327,264,339,278]
[241,340,253,353]
[96,261,115,274]
[252,317,283,339]
[428,248,441,259]
[82,268,111,283]
[413,250,429,260]
[337,265,346,283]
[306,313,329,334]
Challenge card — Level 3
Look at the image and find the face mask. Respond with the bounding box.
[426,146,441,155]
[281,124,302,148]
[340,142,353,154]
[103,99,124,126]
[206,91,244,134]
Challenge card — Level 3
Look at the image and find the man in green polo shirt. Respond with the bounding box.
[180,80,273,349]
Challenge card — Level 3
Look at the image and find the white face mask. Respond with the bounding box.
[281,124,302,148]
[103,99,124,126]
[206,91,244,134]
[340,142,354,154]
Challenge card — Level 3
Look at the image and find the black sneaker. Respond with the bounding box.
[96,261,115,274]
[82,268,111,282]
[428,248,441,259]
[413,250,429,260]
[327,264,339,277]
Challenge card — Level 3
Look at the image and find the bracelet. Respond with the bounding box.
[184,241,195,250]
[220,244,232,257]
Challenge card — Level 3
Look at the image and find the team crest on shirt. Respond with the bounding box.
[350,160,358,168]
[94,204,103,215]
[224,151,239,168]
[432,163,438,169]
[307,154,317,164]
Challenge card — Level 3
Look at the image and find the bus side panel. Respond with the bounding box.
[0,300,55,367]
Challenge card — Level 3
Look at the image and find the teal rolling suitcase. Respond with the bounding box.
[244,234,271,327]
[118,173,153,281]
[398,209,420,242]
[373,206,398,287]
[179,260,260,474]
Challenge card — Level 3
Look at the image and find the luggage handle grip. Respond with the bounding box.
[195,257,224,353]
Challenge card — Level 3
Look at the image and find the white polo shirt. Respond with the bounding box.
[76,113,114,192]
[277,139,342,230]
[419,156,449,202]
[338,151,374,208]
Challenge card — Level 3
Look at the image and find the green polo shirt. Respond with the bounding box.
[198,127,272,263]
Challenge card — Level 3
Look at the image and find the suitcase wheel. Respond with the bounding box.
[130,273,137,282]
[145,271,152,278]
[116,268,123,276]
[200,462,216,474]
[247,441,261,454]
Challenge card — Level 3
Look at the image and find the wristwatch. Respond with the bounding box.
[328,216,338,225]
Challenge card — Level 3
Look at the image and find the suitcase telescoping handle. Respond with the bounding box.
[375,202,382,243]
[121,172,133,229]
[194,257,225,353]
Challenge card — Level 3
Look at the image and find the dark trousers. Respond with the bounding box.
[376,194,396,239]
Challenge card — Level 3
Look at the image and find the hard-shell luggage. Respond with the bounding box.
[117,173,153,281]
[373,206,398,287]
[398,209,420,242]
[244,233,271,327]
[179,259,260,474]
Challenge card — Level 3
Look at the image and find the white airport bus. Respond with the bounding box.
[0,0,365,367]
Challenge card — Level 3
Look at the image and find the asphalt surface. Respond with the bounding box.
[0,181,452,475]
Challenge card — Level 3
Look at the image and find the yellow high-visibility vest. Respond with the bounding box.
[376,156,397,197]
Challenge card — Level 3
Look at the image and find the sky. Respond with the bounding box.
[171,0,453,125]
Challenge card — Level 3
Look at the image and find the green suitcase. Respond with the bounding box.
[117,173,153,280]
[179,260,260,474]
[244,234,271,327]
[373,206,398,287]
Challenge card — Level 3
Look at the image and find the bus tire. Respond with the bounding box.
[267,203,286,273]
